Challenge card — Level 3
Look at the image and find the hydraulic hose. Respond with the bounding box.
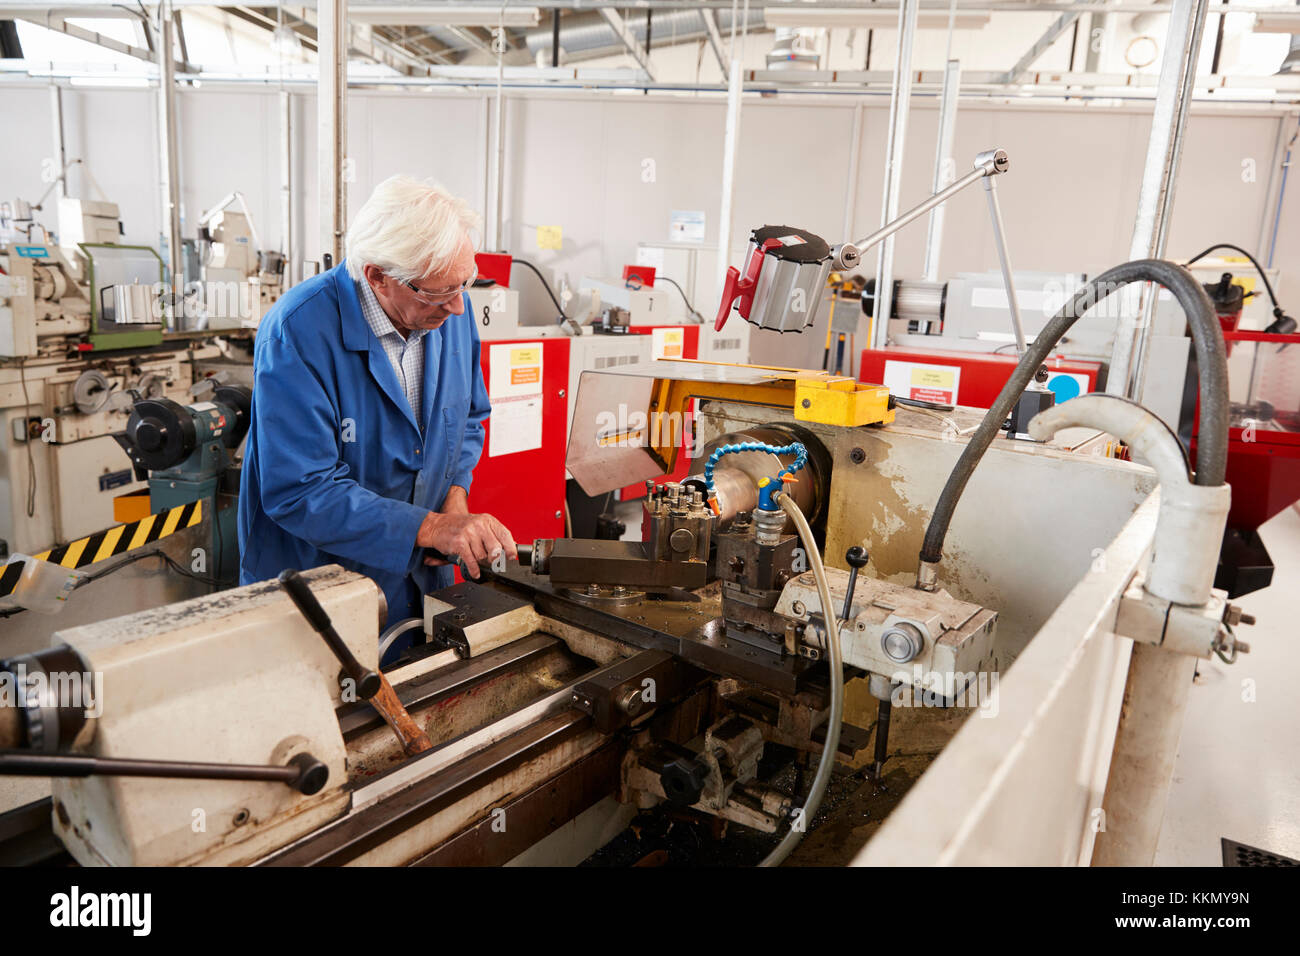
[1027,394,1228,606]
[917,259,1229,572]
[758,491,844,868]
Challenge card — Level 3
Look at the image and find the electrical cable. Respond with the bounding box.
[2,545,228,619]
[1183,242,1288,323]
[657,276,704,323]
[892,395,954,412]
[758,491,842,867]
[1215,622,1238,665]
[77,546,225,589]
[918,259,1231,572]
[511,257,569,321]
[894,397,981,436]
[898,404,956,428]
[1267,118,1298,269]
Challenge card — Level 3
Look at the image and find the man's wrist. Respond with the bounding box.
[443,485,470,514]
[416,511,442,549]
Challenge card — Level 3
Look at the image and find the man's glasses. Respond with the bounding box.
[399,269,477,305]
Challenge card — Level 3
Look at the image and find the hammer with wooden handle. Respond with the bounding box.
[278,570,433,757]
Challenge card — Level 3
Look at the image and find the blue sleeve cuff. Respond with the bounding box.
[450,471,474,496]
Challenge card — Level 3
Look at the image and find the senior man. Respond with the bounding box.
[238,176,516,654]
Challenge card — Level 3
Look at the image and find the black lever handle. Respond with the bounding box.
[841,546,870,620]
[278,569,381,700]
[0,749,329,795]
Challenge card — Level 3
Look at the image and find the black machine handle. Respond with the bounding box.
[841,546,870,621]
[0,750,329,796]
[278,569,382,700]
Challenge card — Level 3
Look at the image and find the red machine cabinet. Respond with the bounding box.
[858,345,1102,408]
[470,336,569,544]
[1191,330,1300,533]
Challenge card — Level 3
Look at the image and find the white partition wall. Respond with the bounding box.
[1,84,1294,339]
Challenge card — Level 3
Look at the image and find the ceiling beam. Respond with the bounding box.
[444,24,491,55]
[597,7,654,80]
[173,10,190,69]
[225,5,455,75]
[16,14,189,72]
[347,23,436,74]
[1001,9,1084,84]
[699,9,727,72]
[224,6,317,51]
[374,25,459,65]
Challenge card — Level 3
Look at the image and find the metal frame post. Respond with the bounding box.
[923,59,961,282]
[280,89,294,288]
[50,85,68,200]
[871,0,919,348]
[318,0,347,265]
[715,57,744,300]
[157,0,182,320]
[1109,0,1211,400]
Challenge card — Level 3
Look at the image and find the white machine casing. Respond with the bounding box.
[579,277,671,326]
[467,286,535,341]
[49,565,380,866]
[774,569,999,694]
[57,198,121,250]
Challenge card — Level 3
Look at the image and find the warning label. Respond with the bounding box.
[882,360,960,405]
[651,327,685,360]
[510,366,540,386]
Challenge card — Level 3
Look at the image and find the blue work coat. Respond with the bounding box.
[237,261,490,627]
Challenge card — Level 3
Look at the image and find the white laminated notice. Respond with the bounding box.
[882,359,961,405]
[488,342,544,457]
[651,326,686,360]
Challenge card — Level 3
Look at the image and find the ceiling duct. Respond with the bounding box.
[348,5,541,28]
[523,8,765,62]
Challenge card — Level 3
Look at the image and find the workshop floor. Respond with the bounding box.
[1154,504,1300,866]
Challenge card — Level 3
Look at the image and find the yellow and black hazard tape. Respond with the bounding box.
[0,501,205,598]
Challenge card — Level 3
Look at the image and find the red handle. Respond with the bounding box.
[714,239,781,332]
[714,266,742,331]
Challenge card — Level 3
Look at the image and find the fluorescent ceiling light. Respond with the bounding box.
[764,9,991,30]
[347,5,540,28]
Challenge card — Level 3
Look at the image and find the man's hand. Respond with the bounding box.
[417,508,518,580]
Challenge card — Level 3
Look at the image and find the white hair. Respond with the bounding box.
[345,175,482,283]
